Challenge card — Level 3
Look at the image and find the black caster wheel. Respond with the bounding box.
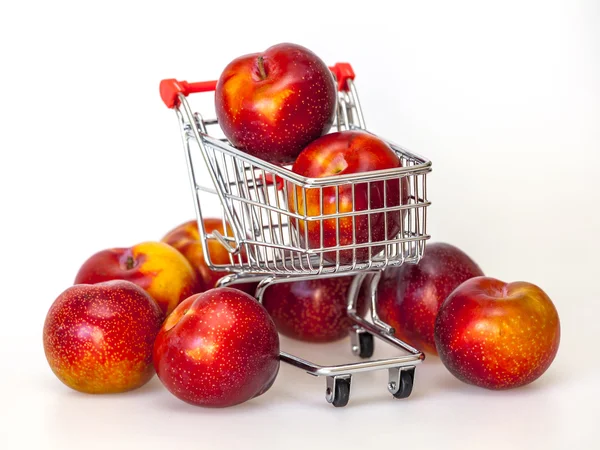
[389,366,415,399]
[351,328,375,359]
[326,376,351,407]
[358,332,374,358]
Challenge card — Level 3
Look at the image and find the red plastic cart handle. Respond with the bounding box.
[160,62,356,109]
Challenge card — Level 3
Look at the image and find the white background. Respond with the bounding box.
[1,0,599,448]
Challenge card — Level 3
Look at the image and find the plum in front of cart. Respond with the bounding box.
[153,288,280,408]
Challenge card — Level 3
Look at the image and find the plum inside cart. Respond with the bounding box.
[159,63,432,407]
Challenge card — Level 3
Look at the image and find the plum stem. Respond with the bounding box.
[257,56,267,80]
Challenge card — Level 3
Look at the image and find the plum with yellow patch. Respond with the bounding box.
[215,42,337,164]
[161,218,257,295]
[153,288,280,407]
[434,276,561,390]
[74,241,200,316]
[43,280,164,394]
[288,130,408,264]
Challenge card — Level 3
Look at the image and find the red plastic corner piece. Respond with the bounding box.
[330,62,356,91]
[160,79,219,108]
[160,79,186,109]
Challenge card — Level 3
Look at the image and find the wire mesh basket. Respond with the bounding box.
[160,63,431,278]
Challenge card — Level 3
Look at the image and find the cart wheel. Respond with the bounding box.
[388,366,415,399]
[326,376,351,408]
[332,378,350,407]
[350,328,374,359]
[358,332,374,358]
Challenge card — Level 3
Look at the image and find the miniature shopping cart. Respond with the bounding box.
[159,62,432,407]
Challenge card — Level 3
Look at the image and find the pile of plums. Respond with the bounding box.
[43,43,560,408]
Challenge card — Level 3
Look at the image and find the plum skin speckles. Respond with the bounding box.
[153,288,280,408]
[43,280,164,394]
[434,276,561,390]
